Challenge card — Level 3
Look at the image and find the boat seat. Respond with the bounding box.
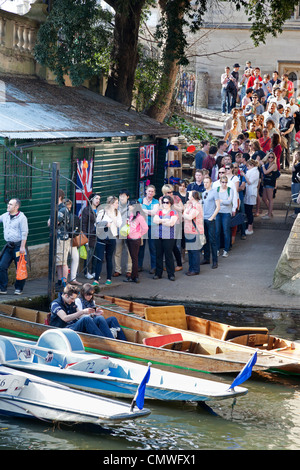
[0,337,18,363]
[144,306,188,330]
[143,333,183,347]
[37,329,85,352]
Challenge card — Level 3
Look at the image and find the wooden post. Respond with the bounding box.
[48,162,59,301]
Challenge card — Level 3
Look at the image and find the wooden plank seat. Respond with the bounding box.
[161,340,200,354]
[228,333,271,348]
[143,333,183,347]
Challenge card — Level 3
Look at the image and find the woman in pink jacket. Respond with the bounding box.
[123,201,148,283]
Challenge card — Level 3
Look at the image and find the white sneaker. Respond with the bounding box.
[85,272,94,279]
[245,229,253,235]
[222,251,228,258]
[14,289,22,295]
[261,214,270,219]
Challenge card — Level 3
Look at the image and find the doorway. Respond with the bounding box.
[278,61,300,98]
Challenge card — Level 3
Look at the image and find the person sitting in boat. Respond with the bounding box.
[50,284,127,341]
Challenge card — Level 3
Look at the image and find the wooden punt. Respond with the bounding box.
[0,300,296,378]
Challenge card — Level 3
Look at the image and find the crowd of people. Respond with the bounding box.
[220,62,300,169]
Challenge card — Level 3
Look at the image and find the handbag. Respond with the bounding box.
[191,219,206,248]
[96,210,109,240]
[72,231,88,247]
[16,253,28,280]
[119,223,130,238]
[79,244,87,260]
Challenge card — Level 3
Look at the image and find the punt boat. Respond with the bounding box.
[0,300,296,377]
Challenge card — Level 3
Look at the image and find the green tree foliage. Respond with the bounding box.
[232,0,299,46]
[166,114,217,144]
[34,0,113,86]
[134,52,162,112]
[34,0,300,118]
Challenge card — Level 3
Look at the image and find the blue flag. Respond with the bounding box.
[229,351,257,390]
[131,363,151,411]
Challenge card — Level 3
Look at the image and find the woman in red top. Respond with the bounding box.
[259,128,272,153]
[271,133,282,170]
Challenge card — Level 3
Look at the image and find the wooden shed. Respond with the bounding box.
[0,74,178,252]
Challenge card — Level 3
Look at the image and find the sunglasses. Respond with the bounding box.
[162,201,170,204]
[85,292,94,296]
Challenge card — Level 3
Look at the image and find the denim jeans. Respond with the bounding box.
[94,237,116,281]
[221,87,230,114]
[215,212,231,252]
[239,199,246,236]
[138,225,156,270]
[188,250,200,273]
[203,219,218,264]
[291,182,300,214]
[68,315,127,340]
[0,243,27,292]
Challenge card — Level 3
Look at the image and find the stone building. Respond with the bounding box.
[195,3,300,109]
[147,2,300,111]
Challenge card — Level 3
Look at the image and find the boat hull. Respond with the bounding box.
[0,366,150,424]
[0,308,295,377]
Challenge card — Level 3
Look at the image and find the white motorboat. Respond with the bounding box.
[0,329,248,403]
[0,365,150,425]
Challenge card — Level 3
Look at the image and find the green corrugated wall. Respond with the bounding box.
[0,136,168,249]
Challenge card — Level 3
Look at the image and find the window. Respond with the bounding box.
[4,150,32,202]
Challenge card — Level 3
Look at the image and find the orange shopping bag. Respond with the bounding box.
[16,253,28,281]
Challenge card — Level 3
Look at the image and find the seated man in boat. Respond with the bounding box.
[50,284,127,340]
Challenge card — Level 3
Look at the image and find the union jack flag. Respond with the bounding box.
[140,144,155,178]
[75,158,93,216]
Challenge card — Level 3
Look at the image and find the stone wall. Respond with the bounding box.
[7,243,49,285]
[273,215,300,295]
[0,9,39,76]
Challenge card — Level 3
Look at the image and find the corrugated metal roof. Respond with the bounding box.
[0,75,178,140]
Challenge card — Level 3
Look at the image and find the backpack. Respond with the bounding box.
[225,78,236,93]
[217,186,231,196]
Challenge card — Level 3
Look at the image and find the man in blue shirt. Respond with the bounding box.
[187,170,205,195]
[195,140,210,169]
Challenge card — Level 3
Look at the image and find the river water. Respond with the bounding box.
[1,305,300,451]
